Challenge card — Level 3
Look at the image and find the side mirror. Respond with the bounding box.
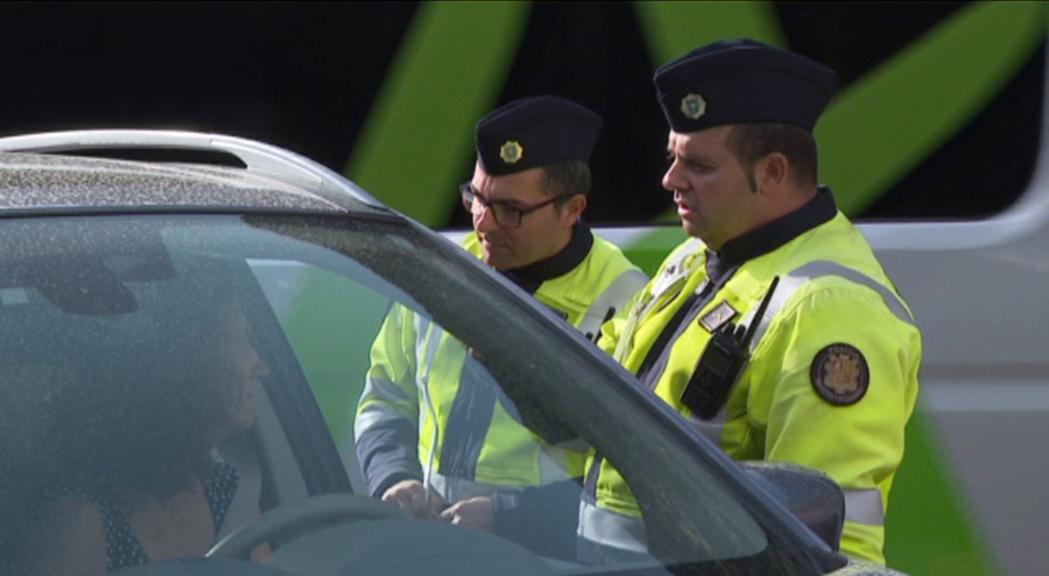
[741,461,844,552]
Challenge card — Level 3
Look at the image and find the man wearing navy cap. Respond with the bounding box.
[356,96,646,558]
[581,40,922,565]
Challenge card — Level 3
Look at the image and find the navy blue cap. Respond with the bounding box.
[475,96,602,176]
[654,39,838,134]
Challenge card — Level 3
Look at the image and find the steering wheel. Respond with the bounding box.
[206,493,404,559]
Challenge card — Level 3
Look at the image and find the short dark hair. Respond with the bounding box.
[49,275,247,504]
[540,159,591,200]
[726,123,818,191]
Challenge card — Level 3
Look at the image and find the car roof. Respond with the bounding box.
[0,130,391,217]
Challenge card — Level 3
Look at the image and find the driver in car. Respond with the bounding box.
[354,96,647,559]
[27,293,271,574]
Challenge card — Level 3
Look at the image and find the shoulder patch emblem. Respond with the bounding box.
[810,343,869,406]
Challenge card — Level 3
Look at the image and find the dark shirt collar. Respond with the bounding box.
[499,222,594,294]
[706,186,837,279]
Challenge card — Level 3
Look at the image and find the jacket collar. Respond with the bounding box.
[707,186,837,279]
[500,222,593,294]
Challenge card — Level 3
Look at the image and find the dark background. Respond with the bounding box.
[0,2,1041,225]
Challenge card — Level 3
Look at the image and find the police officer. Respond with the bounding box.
[579,40,922,564]
[355,96,647,557]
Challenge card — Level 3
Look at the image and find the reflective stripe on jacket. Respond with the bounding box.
[356,229,647,502]
[586,211,921,565]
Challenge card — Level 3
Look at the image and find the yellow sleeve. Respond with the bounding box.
[354,304,424,496]
[749,286,920,564]
[357,304,418,422]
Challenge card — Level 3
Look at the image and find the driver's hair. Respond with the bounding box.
[51,281,247,503]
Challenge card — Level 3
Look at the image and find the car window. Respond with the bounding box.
[0,213,818,575]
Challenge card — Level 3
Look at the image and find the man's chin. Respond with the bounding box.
[482,250,513,270]
[682,222,718,247]
[681,219,702,239]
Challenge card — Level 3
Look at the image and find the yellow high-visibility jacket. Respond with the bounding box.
[582,191,921,565]
[355,226,647,504]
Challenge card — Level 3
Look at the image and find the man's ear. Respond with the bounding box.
[560,194,587,226]
[757,153,790,196]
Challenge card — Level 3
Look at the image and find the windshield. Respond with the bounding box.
[0,213,816,575]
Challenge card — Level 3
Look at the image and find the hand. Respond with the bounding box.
[381,480,444,520]
[439,496,494,531]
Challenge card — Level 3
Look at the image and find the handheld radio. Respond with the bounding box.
[681,276,779,419]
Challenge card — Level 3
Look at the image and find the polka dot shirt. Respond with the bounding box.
[63,461,239,572]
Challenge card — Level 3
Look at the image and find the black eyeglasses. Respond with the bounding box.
[460,183,574,229]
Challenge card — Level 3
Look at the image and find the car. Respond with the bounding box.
[0,130,901,575]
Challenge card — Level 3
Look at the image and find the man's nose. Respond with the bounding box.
[662,162,684,193]
[473,203,499,232]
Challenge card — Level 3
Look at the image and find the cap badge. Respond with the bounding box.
[680,93,707,120]
[810,343,869,406]
[499,140,524,164]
